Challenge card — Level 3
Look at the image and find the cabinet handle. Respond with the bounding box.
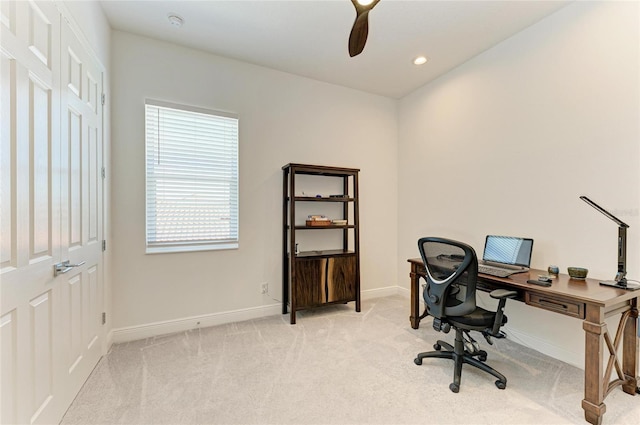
[539,299,568,311]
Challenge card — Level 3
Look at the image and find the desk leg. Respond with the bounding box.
[410,265,420,329]
[582,305,606,425]
[622,297,638,395]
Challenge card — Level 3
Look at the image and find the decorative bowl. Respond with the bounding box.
[567,267,588,280]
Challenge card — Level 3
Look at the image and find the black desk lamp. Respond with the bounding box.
[580,196,639,291]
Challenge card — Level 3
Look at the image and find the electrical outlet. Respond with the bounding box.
[261,282,268,294]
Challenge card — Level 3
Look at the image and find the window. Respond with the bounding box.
[145,100,238,253]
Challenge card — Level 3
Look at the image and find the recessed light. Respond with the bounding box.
[413,56,428,65]
[167,14,184,28]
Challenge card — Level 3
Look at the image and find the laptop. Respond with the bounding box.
[478,235,534,277]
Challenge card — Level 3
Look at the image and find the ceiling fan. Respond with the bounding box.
[348,0,381,57]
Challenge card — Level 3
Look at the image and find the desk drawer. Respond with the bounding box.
[525,292,585,319]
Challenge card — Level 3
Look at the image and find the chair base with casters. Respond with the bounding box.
[414,287,516,392]
[414,325,507,393]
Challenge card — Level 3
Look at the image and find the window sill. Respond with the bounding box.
[146,242,239,254]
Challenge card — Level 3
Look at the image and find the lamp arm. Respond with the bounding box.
[580,196,629,227]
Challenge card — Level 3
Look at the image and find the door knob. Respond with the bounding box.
[53,260,86,276]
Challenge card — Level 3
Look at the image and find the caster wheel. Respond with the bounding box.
[449,383,459,393]
[414,358,422,366]
[495,380,506,390]
[434,343,441,351]
[478,353,487,362]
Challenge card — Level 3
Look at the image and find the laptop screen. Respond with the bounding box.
[482,235,533,267]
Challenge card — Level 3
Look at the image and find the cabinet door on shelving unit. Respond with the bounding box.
[294,258,326,307]
[328,256,357,302]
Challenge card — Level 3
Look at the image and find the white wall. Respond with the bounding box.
[110,32,398,330]
[398,1,639,367]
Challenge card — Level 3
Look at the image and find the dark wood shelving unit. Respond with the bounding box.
[282,163,361,324]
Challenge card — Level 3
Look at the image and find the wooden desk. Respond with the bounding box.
[408,258,638,425]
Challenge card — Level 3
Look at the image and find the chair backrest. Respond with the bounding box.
[417,237,479,318]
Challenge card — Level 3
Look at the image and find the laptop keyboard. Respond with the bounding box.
[478,265,514,277]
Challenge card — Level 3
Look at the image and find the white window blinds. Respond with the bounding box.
[145,100,239,253]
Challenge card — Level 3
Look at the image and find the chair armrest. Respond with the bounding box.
[488,289,517,336]
[490,289,518,300]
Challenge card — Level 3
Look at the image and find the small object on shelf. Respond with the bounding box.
[332,219,347,225]
[567,267,588,280]
[307,215,331,226]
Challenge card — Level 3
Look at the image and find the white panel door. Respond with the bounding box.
[0,2,63,423]
[0,2,105,424]
[58,16,104,405]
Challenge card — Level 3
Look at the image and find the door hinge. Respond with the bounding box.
[101,167,106,179]
[101,93,105,106]
[102,240,106,252]
[102,312,106,325]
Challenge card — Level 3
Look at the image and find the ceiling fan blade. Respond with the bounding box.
[348,0,381,57]
[349,12,370,57]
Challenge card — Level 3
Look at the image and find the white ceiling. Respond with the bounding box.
[99,0,570,99]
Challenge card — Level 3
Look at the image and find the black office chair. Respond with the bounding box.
[414,237,517,393]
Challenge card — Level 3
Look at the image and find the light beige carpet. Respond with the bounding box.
[61,295,639,425]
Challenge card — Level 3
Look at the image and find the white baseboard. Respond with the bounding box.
[111,286,405,344]
[111,302,282,343]
[105,329,114,352]
[362,285,402,299]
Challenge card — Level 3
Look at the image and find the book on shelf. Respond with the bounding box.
[307,215,330,221]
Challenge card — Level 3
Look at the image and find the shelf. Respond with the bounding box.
[282,163,360,177]
[294,225,355,230]
[291,196,354,202]
[296,249,356,258]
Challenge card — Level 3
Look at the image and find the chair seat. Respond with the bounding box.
[448,307,507,328]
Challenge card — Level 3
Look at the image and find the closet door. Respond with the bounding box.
[58,15,105,411]
[1,2,63,423]
[0,2,105,423]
